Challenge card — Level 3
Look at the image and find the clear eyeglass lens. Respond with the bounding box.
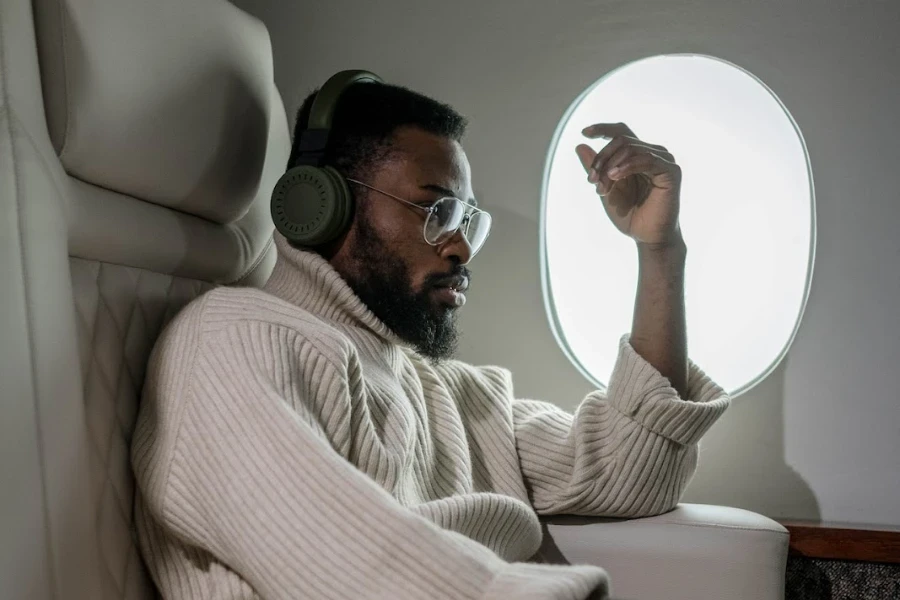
[425,198,465,243]
[466,211,492,256]
[425,198,493,256]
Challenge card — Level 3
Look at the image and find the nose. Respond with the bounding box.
[439,227,473,265]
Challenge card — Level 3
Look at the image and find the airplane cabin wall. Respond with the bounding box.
[230,0,900,527]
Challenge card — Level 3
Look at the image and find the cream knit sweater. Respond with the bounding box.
[131,235,730,600]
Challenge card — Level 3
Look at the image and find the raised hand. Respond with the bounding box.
[575,122,682,247]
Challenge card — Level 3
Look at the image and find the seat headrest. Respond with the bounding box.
[34,0,275,225]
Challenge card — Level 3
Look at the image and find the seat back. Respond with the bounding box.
[0,0,289,597]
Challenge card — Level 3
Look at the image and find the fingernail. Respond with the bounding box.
[608,166,621,178]
[588,168,599,183]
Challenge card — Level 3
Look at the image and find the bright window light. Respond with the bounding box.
[541,54,815,396]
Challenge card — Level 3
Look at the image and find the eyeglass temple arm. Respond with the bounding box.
[346,178,432,213]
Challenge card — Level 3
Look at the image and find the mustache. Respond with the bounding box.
[426,265,471,289]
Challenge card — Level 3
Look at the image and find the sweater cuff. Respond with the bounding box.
[485,562,609,600]
[607,335,730,446]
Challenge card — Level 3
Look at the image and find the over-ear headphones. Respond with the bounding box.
[271,70,383,246]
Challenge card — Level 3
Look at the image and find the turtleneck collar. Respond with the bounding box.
[262,234,408,347]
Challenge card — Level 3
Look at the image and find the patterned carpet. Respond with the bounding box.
[785,556,900,599]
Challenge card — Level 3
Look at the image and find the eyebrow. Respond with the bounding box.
[420,184,478,208]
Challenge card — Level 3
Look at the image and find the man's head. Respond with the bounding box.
[288,81,480,361]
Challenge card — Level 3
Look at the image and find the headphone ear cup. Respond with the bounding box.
[271,165,354,246]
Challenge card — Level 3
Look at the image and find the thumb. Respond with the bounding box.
[575,143,597,175]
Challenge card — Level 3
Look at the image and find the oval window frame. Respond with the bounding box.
[539,53,817,397]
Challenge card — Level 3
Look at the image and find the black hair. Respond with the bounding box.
[287,81,468,181]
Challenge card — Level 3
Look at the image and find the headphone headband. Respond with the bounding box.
[309,70,383,130]
[294,70,383,167]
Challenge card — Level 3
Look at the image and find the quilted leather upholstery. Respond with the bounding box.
[0,0,289,597]
[71,259,213,599]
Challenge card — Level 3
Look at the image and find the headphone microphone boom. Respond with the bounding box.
[270,70,383,246]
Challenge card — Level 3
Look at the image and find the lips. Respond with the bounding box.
[431,273,469,308]
[432,274,469,294]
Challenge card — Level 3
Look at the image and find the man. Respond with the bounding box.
[132,75,729,600]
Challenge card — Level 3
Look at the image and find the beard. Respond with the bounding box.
[342,210,468,362]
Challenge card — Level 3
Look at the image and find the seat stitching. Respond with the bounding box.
[92,292,130,596]
[546,517,790,534]
[115,267,143,435]
[84,263,102,394]
[96,469,126,596]
[72,265,98,393]
[68,248,223,284]
[80,265,122,593]
[94,287,138,512]
[229,233,275,285]
[80,264,112,488]
[626,519,790,534]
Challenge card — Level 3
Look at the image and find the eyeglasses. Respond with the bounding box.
[347,178,492,259]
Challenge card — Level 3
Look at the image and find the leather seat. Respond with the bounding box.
[0,0,288,597]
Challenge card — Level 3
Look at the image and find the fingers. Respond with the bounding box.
[595,143,674,175]
[588,136,628,189]
[583,122,636,139]
[589,145,673,193]
[575,143,598,175]
[582,124,635,191]
[579,123,677,194]
[589,139,670,185]
[607,152,680,183]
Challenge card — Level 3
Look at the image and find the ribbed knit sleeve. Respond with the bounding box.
[133,313,610,600]
[513,336,729,518]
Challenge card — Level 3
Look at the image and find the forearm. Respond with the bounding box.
[630,234,689,397]
[515,338,729,517]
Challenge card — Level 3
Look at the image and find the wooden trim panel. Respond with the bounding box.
[781,521,900,564]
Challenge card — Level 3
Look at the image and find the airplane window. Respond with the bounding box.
[541,54,815,396]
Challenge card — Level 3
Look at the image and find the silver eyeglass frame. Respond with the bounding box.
[346,178,491,254]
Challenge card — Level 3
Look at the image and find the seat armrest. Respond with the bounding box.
[538,504,789,600]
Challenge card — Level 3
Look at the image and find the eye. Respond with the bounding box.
[431,198,458,227]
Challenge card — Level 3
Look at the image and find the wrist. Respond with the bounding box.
[636,231,687,262]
